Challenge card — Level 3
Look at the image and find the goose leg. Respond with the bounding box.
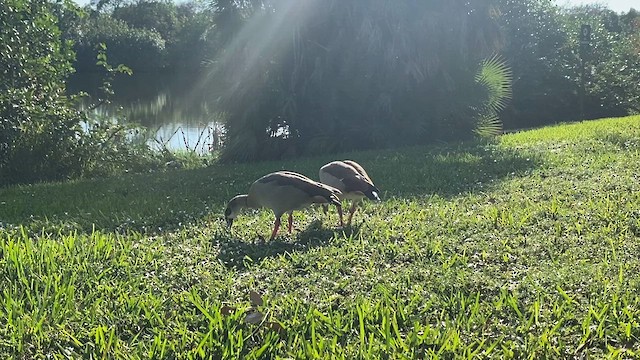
[270,216,282,240]
[287,212,294,234]
[347,201,359,226]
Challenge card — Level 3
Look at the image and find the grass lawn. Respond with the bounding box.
[1,115,640,358]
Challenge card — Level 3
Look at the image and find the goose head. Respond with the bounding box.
[224,194,248,228]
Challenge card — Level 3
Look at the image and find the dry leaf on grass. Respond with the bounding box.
[244,310,264,324]
[249,290,264,306]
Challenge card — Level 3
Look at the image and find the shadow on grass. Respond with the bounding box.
[363,141,542,199]
[0,139,542,234]
[216,220,363,269]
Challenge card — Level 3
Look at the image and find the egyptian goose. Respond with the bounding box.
[225,171,343,240]
[319,160,380,225]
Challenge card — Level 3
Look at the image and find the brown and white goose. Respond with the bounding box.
[319,160,380,225]
[225,171,343,240]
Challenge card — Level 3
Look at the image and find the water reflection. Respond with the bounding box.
[68,72,224,154]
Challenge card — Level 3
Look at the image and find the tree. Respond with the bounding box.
[113,0,179,42]
[564,6,640,118]
[497,0,640,128]
[169,2,217,72]
[68,0,216,73]
[496,0,576,128]
[70,14,166,72]
[210,0,509,162]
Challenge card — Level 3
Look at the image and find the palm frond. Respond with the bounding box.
[475,54,512,113]
[473,55,512,138]
[474,112,503,137]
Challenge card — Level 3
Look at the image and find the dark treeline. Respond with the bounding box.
[1,0,639,184]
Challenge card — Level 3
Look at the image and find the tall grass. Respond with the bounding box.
[1,116,640,358]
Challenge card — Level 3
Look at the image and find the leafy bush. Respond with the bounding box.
[0,0,87,185]
[80,119,145,174]
[0,90,88,185]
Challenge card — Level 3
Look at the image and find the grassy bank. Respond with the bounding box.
[1,116,640,358]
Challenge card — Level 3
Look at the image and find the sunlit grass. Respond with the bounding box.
[1,115,640,358]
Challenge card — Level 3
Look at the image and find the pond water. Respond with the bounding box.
[68,72,224,154]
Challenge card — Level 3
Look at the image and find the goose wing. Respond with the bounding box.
[342,160,375,185]
[320,161,379,200]
[253,171,342,211]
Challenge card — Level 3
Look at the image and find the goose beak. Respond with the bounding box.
[226,218,234,228]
